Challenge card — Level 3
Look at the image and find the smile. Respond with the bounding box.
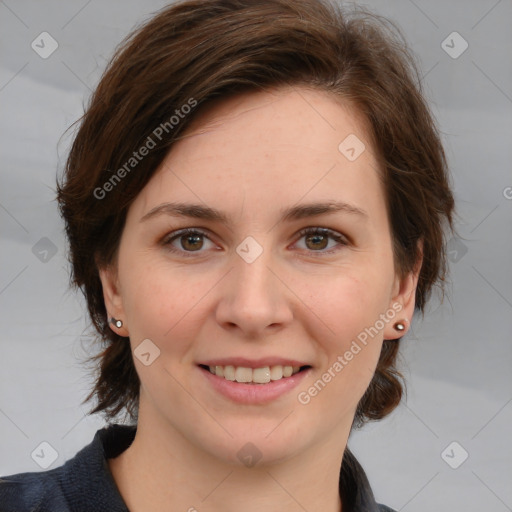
[201,364,308,384]
[198,362,312,404]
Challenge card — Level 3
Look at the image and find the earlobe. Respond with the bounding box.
[383,276,416,340]
[109,317,124,329]
[384,240,423,340]
[98,265,129,336]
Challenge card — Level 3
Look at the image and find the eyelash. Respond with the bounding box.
[161,227,348,257]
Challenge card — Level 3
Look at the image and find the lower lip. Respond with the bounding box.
[198,366,311,404]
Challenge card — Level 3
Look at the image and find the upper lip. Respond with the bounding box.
[199,357,311,369]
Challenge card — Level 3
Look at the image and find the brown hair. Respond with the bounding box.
[57,0,454,427]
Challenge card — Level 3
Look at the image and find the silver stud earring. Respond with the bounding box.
[109,317,123,329]
[394,321,405,332]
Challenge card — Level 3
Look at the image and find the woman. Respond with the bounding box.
[0,0,454,511]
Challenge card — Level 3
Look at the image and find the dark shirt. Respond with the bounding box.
[0,424,395,512]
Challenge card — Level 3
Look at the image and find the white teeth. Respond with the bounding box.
[235,366,252,383]
[252,367,271,384]
[205,364,303,383]
[269,365,283,380]
[224,365,235,381]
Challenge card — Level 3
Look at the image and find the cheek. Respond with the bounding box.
[305,271,388,391]
[307,269,389,341]
[119,251,214,355]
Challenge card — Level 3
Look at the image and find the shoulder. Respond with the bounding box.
[340,447,398,512]
[0,468,67,512]
[0,423,135,512]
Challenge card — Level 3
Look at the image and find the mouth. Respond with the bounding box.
[198,364,312,384]
[197,362,313,404]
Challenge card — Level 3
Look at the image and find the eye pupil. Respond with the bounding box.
[182,234,203,251]
[306,233,328,250]
[166,227,344,256]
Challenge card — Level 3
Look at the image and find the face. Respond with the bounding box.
[100,86,419,466]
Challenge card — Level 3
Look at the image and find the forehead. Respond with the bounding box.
[179,86,371,155]
[130,86,386,226]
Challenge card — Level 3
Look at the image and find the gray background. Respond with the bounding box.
[1,0,511,510]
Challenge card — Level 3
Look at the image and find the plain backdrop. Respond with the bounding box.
[1,1,511,511]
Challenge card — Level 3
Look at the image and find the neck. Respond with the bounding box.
[109,402,350,512]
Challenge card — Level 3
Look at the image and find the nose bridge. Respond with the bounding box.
[236,238,273,296]
[233,234,278,307]
[216,235,292,333]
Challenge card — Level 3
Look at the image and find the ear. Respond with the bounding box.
[98,263,129,337]
[383,239,423,340]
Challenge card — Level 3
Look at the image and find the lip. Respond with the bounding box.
[198,364,312,405]
[198,357,309,369]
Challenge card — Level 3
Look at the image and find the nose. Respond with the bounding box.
[215,240,293,338]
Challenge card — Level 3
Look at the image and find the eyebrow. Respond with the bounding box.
[140,201,368,225]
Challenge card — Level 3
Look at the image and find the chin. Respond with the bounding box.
[190,416,314,468]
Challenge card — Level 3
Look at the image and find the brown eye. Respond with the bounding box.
[295,227,348,254]
[180,233,204,251]
[304,232,329,251]
[162,228,215,256]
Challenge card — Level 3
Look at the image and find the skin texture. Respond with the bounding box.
[100,86,421,512]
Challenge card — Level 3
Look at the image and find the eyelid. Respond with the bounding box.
[294,227,349,254]
[160,227,216,248]
[160,226,349,256]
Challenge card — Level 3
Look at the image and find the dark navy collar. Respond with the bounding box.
[1,423,393,512]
